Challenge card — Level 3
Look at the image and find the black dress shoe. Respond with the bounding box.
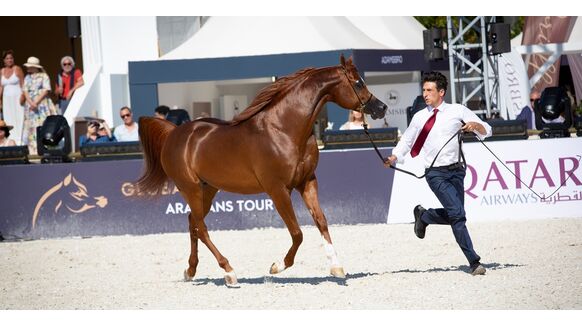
[470,262,486,275]
[413,205,427,239]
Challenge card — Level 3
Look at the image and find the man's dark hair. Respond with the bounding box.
[154,105,170,116]
[422,71,448,94]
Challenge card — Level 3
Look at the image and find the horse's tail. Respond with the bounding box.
[136,117,177,195]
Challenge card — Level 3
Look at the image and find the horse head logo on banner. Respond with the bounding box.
[31,173,108,229]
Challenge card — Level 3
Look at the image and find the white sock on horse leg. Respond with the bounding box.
[322,236,341,268]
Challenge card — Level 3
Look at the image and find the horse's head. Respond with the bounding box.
[31,173,108,229]
[334,54,387,120]
[59,174,108,213]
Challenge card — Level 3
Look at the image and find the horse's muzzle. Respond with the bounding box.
[365,96,388,120]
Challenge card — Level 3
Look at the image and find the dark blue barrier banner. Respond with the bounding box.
[0,148,395,239]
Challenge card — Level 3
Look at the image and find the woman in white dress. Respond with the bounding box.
[0,50,25,145]
[339,110,365,130]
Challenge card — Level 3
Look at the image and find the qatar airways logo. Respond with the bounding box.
[465,156,581,204]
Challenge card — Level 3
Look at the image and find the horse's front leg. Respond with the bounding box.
[267,187,303,275]
[298,175,345,278]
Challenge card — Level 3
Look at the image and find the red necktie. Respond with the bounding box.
[410,108,438,158]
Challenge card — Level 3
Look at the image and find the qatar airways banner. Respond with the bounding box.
[388,137,582,223]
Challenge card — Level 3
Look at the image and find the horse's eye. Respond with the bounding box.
[354,80,364,89]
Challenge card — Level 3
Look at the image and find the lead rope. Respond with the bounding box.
[362,121,463,179]
[362,124,581,201]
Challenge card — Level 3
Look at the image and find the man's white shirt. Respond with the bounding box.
[113,122,139,142]
[392,102,492,168]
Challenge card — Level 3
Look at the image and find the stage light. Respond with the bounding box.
[36,115,72,163]
[533,87,572,138]
[166,109,191,126]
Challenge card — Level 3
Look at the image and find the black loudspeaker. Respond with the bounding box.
[166,109,191,126]
[423,28,444,61]
[407,95,426,125]
[67,16,81,38]
[322,128,398,150]
[489,23,511,55]
[80,141,143,162]
[463,119,528,142]
[575,116,582,137]
[0,146,30,165]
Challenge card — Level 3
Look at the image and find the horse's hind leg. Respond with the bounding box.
[267,186,303,275]
[298,175,345,278]
[183,184,216,281]
[184,212,199,281]
[182,184,237,285]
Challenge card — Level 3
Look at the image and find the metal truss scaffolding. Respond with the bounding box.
[447,16,499,118]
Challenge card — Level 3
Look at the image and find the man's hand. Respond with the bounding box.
[462,121,485,135]
[383,155,397,168]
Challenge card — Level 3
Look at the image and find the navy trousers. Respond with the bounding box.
[421,166,481,265]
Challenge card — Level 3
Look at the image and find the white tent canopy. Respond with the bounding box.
[162,16,424,60]
[347,16,425,50]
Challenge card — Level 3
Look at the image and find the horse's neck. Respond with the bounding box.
[264,69,338,141]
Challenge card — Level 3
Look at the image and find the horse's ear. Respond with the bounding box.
[346,55,354,66]
[340,53,346,67]
[64,173,72,186]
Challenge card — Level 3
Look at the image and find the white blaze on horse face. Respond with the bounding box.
[322,236,341,267]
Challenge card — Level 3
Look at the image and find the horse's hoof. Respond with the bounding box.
[330,267,346,279]
[269,262,286,274]
[224,271,238,286]
[184,269,194,281]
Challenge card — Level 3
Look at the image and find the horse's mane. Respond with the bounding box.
[230,67,320,125]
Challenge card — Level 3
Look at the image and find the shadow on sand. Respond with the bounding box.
[186,272,378,287]
[389,262,524,274]
[184,263,522,287]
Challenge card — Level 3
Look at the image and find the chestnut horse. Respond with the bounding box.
[137,55,387,286]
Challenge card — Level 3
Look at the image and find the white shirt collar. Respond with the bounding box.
[427,101,446,112]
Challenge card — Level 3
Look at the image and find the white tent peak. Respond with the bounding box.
[161,16,424,60]
[347,16,425,50]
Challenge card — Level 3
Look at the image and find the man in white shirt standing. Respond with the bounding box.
[114,106,139,142]
[384,71,492,276]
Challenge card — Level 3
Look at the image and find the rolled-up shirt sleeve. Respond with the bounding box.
[462,107,492,140]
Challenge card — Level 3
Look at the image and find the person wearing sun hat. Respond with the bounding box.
[0,119,16,147]
[21,56,59,155]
